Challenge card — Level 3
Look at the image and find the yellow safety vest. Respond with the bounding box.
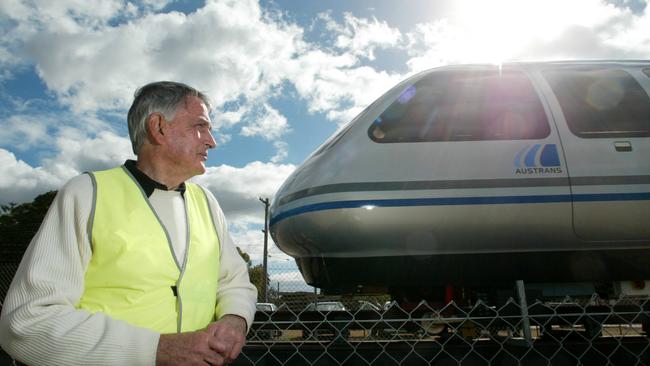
[77,166,220,333]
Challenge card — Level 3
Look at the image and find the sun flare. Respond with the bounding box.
[446,0,613,64]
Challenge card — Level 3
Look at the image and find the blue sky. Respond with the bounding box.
[1,0,649,290]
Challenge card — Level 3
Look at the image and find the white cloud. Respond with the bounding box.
[192,161,295,222]
[269,268,313,293]
[229,223,267,263]
[270,141,288,163]
[333,12,402,60]
[240,103,290,140]
[216,105,248,130]
[315,10,402,59]
[5,0,303,116]
[0,149,61,204]
[140,0,173,12]
[215,133,232,146]
[2,0,405,138]
[607,0,647,14]
[0,0,127,28]
[4,0,650,128]
[0,112,133,204]
[278,13,408,125]
[43,129,134,176]
[287,57,405,124]
[0,0,32,21]
[227,222,294,261]
[0,114,51,149]
[403,0,650,70]
[404,20,459,72]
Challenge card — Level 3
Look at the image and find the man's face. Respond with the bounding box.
[162,95,216,179]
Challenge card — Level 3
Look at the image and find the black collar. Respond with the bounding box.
[124,160,186,198]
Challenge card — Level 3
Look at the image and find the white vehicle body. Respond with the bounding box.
[269,61,650,292]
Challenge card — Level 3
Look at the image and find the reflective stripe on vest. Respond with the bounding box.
[77,166,220,333]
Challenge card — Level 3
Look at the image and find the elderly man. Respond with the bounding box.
[0,81,257,365]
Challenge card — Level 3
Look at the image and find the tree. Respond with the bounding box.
[0,191,57,262]
[237,247,268,302]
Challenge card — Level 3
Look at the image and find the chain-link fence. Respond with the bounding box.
[0,262,19,365]
[243,294,650,365]
[0,262,19,307]
[3,259,650,365]
[244,261,650,365]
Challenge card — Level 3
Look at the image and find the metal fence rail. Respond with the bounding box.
[240,295,650,365]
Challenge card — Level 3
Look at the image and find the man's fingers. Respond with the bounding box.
[203,316,248,363]
[203,352,225,366]
[226,343,243,361]
[208,337,241,363]
[157,331,233,366]
[207,336,228,354]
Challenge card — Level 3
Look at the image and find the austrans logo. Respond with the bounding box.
[514,144,563,175]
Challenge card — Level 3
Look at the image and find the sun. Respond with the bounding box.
[447,0,591,64]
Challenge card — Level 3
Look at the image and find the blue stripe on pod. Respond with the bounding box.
[270,192,650,226]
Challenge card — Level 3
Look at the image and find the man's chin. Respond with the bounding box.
[186,164,206,178]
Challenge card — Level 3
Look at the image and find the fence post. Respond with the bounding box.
[516,280,533,345]
[259,197,270,303]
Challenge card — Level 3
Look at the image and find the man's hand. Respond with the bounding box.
[156,315,247,366]
[156,330,225,366]
[205,315,247,363]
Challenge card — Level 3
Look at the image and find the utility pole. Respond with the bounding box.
[259,197,270,303]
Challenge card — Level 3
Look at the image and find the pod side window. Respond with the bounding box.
[542,68,650,138]
[368,69,550,143]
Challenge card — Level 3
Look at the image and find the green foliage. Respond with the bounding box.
[249,264,268,302]
[236,247,251,265]
[237,246,269,302]
[0,191,57,262]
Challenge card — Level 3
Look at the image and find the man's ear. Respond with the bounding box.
[146,112,166,145]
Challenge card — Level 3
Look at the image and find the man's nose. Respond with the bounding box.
[205,130,217,149]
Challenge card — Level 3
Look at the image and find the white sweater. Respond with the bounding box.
[0,174,257,366]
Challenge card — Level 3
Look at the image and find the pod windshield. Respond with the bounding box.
[369,69,550,142]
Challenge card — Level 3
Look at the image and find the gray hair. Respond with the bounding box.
[127,81,212,155]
